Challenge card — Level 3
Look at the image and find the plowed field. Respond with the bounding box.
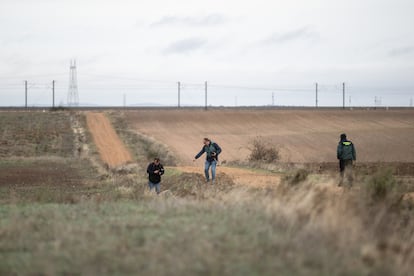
[124,109,414,165]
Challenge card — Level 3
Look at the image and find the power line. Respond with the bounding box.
[0,73,67,80]
[81,73,178,85]
[209,84,313,92]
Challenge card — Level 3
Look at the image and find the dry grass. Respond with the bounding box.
[1,172,413,275]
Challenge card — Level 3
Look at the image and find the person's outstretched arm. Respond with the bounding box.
[194,147,205,160]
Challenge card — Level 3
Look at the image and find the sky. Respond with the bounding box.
[0,0,413,107]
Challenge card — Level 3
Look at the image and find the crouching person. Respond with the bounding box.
[146,158,165,194]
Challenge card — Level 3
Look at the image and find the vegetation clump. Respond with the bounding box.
[282,168,309,186]
[363,168,405,206]
[248,137,280,163]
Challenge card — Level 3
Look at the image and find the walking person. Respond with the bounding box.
[337,133,356,186]
[146,158,165,194]
[194,138,222,184]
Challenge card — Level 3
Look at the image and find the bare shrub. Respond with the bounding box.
[248,137,280,163]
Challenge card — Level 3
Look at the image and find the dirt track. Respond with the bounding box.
[86,112,132,168]
[176,165,282,188]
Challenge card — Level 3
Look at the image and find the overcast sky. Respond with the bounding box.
[1,0,413,106]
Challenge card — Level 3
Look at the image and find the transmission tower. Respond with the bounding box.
[67,59,79,106]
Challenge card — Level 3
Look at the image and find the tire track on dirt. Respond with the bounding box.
[86,112,133,168]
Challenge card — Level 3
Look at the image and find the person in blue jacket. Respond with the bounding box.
[194,138,222,184]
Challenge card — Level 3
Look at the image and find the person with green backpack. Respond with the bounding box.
[193,137,222,184]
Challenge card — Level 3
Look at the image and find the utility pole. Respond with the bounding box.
[52,80,55,108]
[342,82,345,109]
[178,81,181,108]
[25,80,28,109]
[315,82,318,108]
[272,92,275,106]
[204,81,208,110]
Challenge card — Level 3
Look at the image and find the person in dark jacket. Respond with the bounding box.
[146,158,165,194]
[193,138,222,184]
[337,133,356,186]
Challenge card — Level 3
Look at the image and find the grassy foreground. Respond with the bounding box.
[2,197,339,276]
[1,173,413,276]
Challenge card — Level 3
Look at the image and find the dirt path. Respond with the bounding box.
[176,165,282,188]
[86,112,132,168]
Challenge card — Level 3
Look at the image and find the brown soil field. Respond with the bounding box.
[86,112,133,168]
[0,112,74,157]
[0,158,99,203]
[0,159,77,187]
[123,109,414,166]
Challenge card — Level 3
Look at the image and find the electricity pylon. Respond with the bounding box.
[67,59,79,106]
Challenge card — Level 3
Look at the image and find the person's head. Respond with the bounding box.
[340,133,347,141]
[203,138,211,145]
[154,157,160,165]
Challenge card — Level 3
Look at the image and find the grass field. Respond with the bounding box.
[0,109,413,275]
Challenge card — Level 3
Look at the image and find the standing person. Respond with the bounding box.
[337,133,356,186]
[193,138,222,184]
[146,158,165,194]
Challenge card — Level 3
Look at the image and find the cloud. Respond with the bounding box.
[264,26,319,45]
[163,38,207,55]
[151,14,226,27]
[388,46,414,57]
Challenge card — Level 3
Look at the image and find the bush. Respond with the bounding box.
[248,137,280,163]
[282,169,309,186]
[364,168,400,203]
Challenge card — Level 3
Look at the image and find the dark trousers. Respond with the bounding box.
[339,159,354,186]
[339,159,353,175]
